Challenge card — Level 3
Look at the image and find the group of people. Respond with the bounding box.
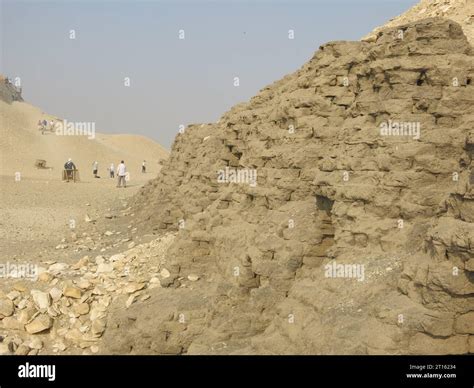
[37,119,55,135]
[64,159,132,187]
[92,161,128,187]
[105,160,146,177]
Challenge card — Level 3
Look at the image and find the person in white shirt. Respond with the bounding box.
[117,160,127,188]
[142,160,146,173]
[92,161,99,178]
[109,163,115,178]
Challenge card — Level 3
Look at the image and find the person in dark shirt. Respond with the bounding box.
[64,158,77,182]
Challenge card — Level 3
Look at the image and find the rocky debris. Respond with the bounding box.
[96,263,114,274]
[63,285,81,299]
[48,263,69,275]
[25,314,52,334]
[49,288,63,302]
[31,290,51,310]
[0,343,9,355]
[124,283,145,294]
[15,344,30,355]
[29,338,44,350]
[0,298,14,318]
[2,316,22,330]
[73,303,90,316]
[160,269,170,278]
[0,233,176,354]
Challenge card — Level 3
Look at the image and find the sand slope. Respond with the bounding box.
[0,99,169,179]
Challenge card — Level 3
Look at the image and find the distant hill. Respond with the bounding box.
[0,76,24,104]
[0,82,168,179]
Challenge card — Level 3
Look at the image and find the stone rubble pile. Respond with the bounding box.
[0,234,176,355]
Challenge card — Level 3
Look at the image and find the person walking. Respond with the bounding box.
[117,160,127,188]
[64,158,77,182]
[141,160,146,173]
[37,120,45,134]
[109,163,115,178]
[92,161,99,178]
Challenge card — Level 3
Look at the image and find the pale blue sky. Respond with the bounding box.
[1,0,417,148]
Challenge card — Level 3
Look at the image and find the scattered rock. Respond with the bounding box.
[38,272,53,283]
[31,290,51,310]
[124,283,145,294]
[13,283,27,292]
[0,298,14,318]
[72,256,89,270]
[160,268,171,279]
[77,279,92,290]
[63,286,82,299]
[53,342,67,352]
[2,317,22,330]
[91,319,106,336]
[73,303,90,316]
[125,294,136,308]
[48,262,69,274]
[96,263,114,274]
[49,288,63,302]
[25,314,53,334]
[29,338,43,350]
[6,291,21,301]
[0,343,10,355]
[110,254,125,262]
[14,344,30,355]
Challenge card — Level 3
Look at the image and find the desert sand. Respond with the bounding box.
[0,0,473,356]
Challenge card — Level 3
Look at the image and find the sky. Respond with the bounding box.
[1,0,418,149]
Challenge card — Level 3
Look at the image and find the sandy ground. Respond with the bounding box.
[0,170,156,266]
[0,168,169,355]
[0,97,168,266]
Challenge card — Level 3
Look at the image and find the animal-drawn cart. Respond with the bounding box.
[34,159,53,169]
[62,169,80,183]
